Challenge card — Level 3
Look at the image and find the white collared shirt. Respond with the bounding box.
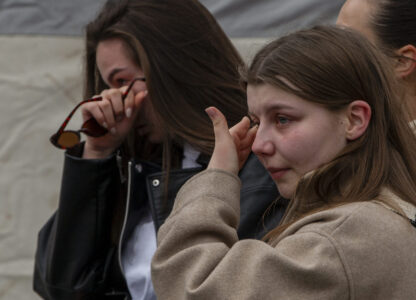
[122,143,201,299]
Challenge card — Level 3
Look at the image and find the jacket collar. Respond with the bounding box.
[281,186,416,227]
[375,188,416,227]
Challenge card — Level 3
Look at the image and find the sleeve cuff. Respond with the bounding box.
[173,169,241,215]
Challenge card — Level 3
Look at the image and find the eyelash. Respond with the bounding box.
[249,115,291,128]
[276,115,290,126]
[115,78,129,87]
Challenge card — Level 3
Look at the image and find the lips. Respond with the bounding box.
[267,167,290,180]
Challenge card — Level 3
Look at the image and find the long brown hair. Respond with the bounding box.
[84,0,246,170]
[243,26,416,242]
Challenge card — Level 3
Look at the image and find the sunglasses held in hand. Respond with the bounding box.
[50,77,146,149]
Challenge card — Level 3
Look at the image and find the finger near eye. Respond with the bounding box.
[123,92,134,118]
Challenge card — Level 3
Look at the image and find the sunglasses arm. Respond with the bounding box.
[53,96,103,137]
[51,77,144,141]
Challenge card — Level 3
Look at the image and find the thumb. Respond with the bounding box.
[206,106,239,174]
[205,106,230,142]
[129,90,148,120]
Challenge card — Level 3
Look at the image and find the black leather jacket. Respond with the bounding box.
[33,151,286,299]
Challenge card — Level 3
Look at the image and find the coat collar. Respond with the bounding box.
[280,186,416,228]
[374,188,416,227]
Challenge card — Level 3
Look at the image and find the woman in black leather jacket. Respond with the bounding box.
[33,0,285,299]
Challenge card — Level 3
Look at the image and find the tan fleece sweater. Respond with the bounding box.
[152,169,416,300]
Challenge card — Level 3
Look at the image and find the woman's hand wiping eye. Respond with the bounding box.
[206,107,257,175]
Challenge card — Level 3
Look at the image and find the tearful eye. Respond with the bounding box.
[116,78,129,87]
[276,116,290,125]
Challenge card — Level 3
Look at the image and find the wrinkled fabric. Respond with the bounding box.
[152,169,416,300]
[33,152,282,299]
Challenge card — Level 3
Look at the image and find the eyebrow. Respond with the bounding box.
[248,103,297,117]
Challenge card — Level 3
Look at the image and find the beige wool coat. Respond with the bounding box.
[151,169,416,300]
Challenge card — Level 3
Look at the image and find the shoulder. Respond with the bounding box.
[300,201,413,235]
[278,201,416,282]
[284,201,414,240]
[277,201,416,278]
[276,200,416,264]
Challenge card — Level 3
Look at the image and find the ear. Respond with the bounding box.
[345,100,371,141]
[394,44,416,79]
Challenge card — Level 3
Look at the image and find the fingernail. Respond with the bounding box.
[111,127,117,135]
[125,108,132,118]
[143,90,148,96]
[102,122,108,129]
[205,107,216,119]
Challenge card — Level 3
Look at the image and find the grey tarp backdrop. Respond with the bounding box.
[0,0,343,298]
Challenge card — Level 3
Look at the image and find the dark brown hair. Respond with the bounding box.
[243,26,416,242]
[84,0,246,169]
[369,0,416,54]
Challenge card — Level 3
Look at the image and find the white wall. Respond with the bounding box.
[0,36,84,299]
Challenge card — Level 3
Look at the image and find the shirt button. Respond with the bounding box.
[135,163,143,173]
[152,179,160,187]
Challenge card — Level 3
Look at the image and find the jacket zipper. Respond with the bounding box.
[117,160,133,276]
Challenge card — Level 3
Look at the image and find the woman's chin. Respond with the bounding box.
[276,184,295,200]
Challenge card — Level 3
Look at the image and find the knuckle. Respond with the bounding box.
[108,88,121,97]
[99,99,112,109]
[120,86,129,93]
[82,102,98,114]
[94,115,104,124]
[81,104,91,113]
[100,89,110,97]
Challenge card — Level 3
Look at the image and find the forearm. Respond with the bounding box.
[152,169,242,299]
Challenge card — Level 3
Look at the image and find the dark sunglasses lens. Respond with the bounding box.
[81,118,108,137]
[50,131,80,149]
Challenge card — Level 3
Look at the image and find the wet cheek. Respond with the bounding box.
[279,132,320,168]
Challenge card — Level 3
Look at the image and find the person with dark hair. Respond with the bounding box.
[337,0,416,119]
[151,26,416,299]
[33,0,282,299]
